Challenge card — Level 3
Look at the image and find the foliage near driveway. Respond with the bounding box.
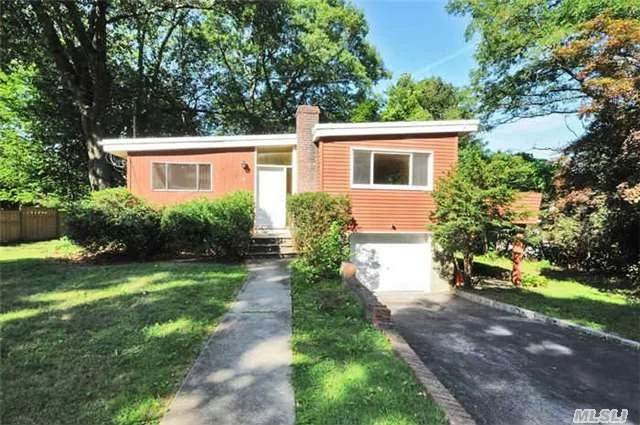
[473,254,640,341]
[290,264,446,425]
[0,239,246,425]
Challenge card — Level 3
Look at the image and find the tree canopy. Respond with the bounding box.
[199,0,388,133]
[2,0,387,192]
[447,0,639,126]
[377,74,474,121]
[0,65,88,207]
[458,140,556,195]
[542,15,640,276]
[448,0,639,279]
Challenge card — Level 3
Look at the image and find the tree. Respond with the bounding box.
[27,0,114,189]
[543,15,640,277]
[447,0,639,278]
[433,137,558,283]
[380,74,474,121]
[350,96,382,122]
[432,160,515,284]
[3,0,387,198]
[458,139,556,195]
[197,0,388,133]
[447,0,638,126]
[0,65,87,206]
[0,66,47,206]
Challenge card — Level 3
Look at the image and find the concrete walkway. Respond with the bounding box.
[379,292,639,425]
[161,260,294,425]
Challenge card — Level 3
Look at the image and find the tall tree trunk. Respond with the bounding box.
[32,0,114,190]
[463,253,473,286]
[82,112,112,190]
[88,0,112,189]
[133,17,146,138]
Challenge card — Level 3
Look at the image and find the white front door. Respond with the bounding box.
[256,166,287,229]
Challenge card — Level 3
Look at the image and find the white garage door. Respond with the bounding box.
[350,233,431,292]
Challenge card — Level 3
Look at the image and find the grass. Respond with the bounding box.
[472,254,640,341]
[0,239,247,425]
[0,237,81,261]
[290,264,446,425]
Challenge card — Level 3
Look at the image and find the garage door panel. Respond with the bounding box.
[351,233,431,292]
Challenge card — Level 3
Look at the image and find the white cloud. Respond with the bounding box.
[412,44,475,77]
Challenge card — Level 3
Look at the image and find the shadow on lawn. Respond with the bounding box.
[538,267,634,292]
[291,281,447,425]
[475,256,633,294]
[476,287,640,341]
[0,257,245,425]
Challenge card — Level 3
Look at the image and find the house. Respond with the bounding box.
[100,105,479,293]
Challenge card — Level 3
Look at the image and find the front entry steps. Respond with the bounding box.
[249,229,298,258]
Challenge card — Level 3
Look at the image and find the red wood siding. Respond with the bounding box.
[319,135,458,232]
[512,192,543,224]
[128,148,255,207]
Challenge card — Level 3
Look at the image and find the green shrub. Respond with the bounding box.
[522,274,547,287]
[293,222,351,281]
[287,192,351,253]
[288,193,352,279]
[209,191,255,258]
[66,188,162,258]
[471,260,511,280]
[161,191,254,259]
[160,198,215,254]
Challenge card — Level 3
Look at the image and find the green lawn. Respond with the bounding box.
[0,239,247,425]
[472,254,640,341]
[290,265,445,425]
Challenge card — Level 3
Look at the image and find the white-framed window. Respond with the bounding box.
[351,148,433,190]
[151,162,212,192]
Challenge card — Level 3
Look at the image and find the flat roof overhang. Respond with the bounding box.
[312,120,480,142]
[99,133,297,158]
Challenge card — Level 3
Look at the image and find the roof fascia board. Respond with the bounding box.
[100,134,297,156]
[312,120,480,141]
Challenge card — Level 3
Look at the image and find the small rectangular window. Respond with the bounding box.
[412,153,430,187]
[198,164,212,191]
[353,150,371,184]
[257,147,293,165]
[151,162,212,191]
[152,163,167,190]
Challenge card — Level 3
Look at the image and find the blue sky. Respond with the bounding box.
[352,0,585,158]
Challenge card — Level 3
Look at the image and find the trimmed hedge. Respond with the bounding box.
[288,192,352,280]
[161,191,254,258]
[66,189,254,260]
[66,188,162,258]
[160,198,214,254]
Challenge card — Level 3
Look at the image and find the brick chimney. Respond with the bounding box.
[296,105,320,192]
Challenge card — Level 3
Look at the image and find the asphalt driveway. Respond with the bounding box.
[379,292,640,425]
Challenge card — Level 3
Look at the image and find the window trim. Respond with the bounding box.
[151,161,213,192]
[350,147,434,191]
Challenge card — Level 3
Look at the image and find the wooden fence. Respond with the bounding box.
[0,207,66,244]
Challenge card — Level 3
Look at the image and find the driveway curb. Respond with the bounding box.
[342,275,477,425]
[455,289,640,350]
[384,328,477,425]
